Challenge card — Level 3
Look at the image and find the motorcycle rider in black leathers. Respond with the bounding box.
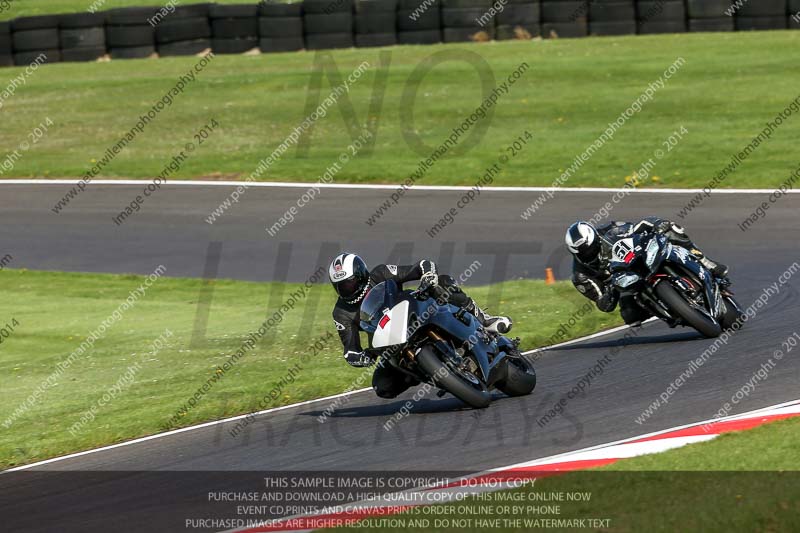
[565,217,729,325]
[329,253,511,398]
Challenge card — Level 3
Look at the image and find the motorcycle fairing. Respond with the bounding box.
[372,300,410,348]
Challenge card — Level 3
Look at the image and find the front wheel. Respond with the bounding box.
[655,281,722,338]
[417,346,491,409]
[720,294,745,331]
[496,355,537,397]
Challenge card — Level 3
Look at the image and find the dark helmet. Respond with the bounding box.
[565,221,601,266]
[329,253,370,304]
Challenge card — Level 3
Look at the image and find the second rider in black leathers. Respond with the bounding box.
[565,217,729,325]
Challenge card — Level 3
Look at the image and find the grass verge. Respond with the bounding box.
[0,268,621,469]
[0,33,798,188]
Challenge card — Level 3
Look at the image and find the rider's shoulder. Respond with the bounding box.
[333,298,358,317]
[370,264,400,279]
[598,220,632,234]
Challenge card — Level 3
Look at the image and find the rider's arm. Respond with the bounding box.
[572,262,619,313]
[632,217,671,235]
[374,260,438,286]
[333,306,373,367]
[633,218,695,249]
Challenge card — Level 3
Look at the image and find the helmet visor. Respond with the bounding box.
[335,276,364,300]
[577,240,601,266]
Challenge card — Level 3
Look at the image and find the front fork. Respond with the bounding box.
[495,335,522,358]
[647,271,720,324]
[639,279,679,324]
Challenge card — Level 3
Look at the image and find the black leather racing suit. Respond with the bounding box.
[571,218,701,325]
[332,260,471,398]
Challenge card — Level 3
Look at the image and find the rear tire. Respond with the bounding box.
[496,355,537,397]
[655,281,721,338]
[417,346,491,409]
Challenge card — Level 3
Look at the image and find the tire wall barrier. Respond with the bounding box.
[2,0,798,67]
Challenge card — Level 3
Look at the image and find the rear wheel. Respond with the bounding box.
[417,346,491,409]
[496,355,537,397]
[655,281,722,338]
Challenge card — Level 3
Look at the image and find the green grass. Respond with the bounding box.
[0,269,621,469]
[0,0,271,21]
[1,33,799,187]
[336,417,800,532]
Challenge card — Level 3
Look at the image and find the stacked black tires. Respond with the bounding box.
[1,1,799,69]
[541,1,589,38]
[354,0,398,47]
[259,3,305,53]
[496,0,541,40]
[590,0,637,36]
[636,0,686,34]
[735,0,787,30]
[60,13,107,62]
[397,0,442,44]
[441,0,495,42]
[156,4,212,56]
[12,16,61,65]
[210,3,259,54]
[0,22,11,67]
[686,0,734,32]
[304,0,354,49]
[105,7,157,59]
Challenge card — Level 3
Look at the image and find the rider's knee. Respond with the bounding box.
[620,302,650,325]
[373,386,400,399]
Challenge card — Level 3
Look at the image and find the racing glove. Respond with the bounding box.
[418,270,439,293]
[633,218,672,236]
[344,350,375,367]
[596,283,620,312]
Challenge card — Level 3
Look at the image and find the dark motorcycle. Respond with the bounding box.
[609,232,744,338]
[359,280,536,408]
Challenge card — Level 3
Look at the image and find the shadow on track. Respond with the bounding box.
[550,330,702,352]
[299,393,512,419]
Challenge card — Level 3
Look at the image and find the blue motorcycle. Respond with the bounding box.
[360,280,536,408]
[610,232,744,338]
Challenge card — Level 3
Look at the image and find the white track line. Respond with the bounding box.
[2,321,647,473]
[489,397,800,473]
[0,179,796,194]
[525,318,657,356]
[1,388,371,473]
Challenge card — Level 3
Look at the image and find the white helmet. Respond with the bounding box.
[329,253,371,304]
[565,221,601,265]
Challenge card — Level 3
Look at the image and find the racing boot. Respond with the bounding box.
[690,248,729,278]
[465,300,512,334]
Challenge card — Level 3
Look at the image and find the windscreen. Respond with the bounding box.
[359,280,398,325]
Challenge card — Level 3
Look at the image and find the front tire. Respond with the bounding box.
[720,294,745,330]
[655,281,722,338]
[417,346,491,409]
[496,355,537,397]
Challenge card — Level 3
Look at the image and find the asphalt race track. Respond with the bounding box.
[5,181,794,284]
[2,183,799,531]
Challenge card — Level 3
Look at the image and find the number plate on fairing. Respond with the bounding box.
[372,300,410,348]
[612,238,636,264]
